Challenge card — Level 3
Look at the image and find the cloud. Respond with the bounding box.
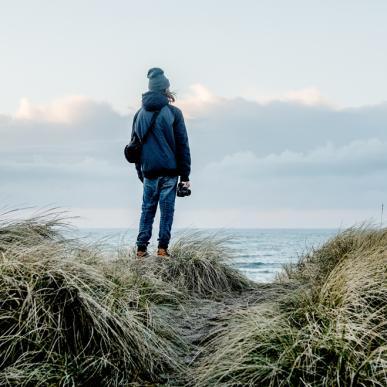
[176,84,222,119]
[0,157,120,180]
[1,87,387,227]
[178,84,333,112]
[1,96,128,149]
[204,138,387,178]
[15,96,94,123]
[13,96,128,140]
[253,87,333,107]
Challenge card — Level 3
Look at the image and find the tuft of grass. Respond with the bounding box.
[278,225,383,286]
[0,209,70,251]
[197,227,387,387]
[161,231,253,297]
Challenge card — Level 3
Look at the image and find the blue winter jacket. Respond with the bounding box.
[132,91,191,182]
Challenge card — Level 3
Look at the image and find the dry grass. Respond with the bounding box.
[196,227,387,387]
[0,213,181,385]
[0,211,251,386]
[163,231,253,296]
[4,211,385,386]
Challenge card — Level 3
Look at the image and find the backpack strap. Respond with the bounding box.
[132,110,161,144]
[141,110,160,144]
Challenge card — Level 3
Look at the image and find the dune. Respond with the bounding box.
[0,211,386,386]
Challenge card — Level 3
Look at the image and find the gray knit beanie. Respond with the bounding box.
[147,67,170,92]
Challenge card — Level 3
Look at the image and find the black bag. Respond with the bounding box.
[124,110,160,163]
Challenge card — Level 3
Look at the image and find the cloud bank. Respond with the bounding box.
[1,87,387,227]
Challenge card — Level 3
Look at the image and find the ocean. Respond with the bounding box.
[76,228,338,283]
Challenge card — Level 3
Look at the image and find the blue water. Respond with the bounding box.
[75,228,338,283]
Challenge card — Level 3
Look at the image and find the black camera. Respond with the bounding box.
[177,182,191,197]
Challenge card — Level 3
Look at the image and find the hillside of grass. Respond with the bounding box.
[0,211,386,386]
[197,227,387,386]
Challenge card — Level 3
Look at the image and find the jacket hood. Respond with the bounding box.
[142,91,169,111]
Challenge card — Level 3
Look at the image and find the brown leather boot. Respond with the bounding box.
[136,248,149,258]
[157,248,171,258]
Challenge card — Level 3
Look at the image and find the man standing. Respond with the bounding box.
[132,68,191,258]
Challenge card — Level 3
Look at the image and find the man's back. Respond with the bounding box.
[133,91,191,182]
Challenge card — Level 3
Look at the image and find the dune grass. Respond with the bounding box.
[0,229,181,385]
[196,227,387,387]
[0,211,250,386]
[143,231,253,297]
[1,211,386,386]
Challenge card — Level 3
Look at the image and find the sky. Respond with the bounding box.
[1,0,387,228]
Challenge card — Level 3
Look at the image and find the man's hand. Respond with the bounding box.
[180,181,191,189]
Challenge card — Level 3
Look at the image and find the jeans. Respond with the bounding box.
[136,176,178,250]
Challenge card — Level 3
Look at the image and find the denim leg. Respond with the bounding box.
[136,177,160,247]
[158,176,178,248]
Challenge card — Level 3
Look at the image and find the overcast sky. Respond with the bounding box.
[1,1,387,228]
